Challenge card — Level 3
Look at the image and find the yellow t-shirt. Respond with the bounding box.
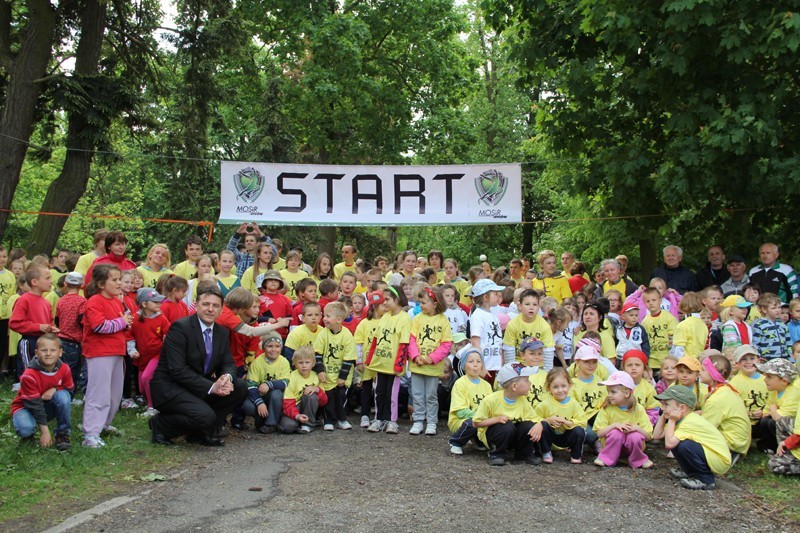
[768,381,800,417]
[634,380,661,410]
[674,412,732,475]
[451,279,472,306]
[279,269,309,301]
[44,290,60,319]
[642,312,677,369]
[285,324,322,352]
[0,269,16,319]
[672,316,708,358]
[366,311,411,376]
[7,293,20,356]
[313,327,356,391]
[241,265,270,295]
[701,385,751,454]
[246,354,292,384]
[503,314,555,362]
[172,261,196,280]
[273,257,286,271]
[216,274,240,294]
[354,317,381,380]
[729,371,769,424]
[602,278,630,299]
[593,404,653,445]
[333,262,357,280]
[284,370,321,405]
[531,274,572,303]
[525,370,548,410]
[137,266,173,290]
[746,307,762,324]
[573,328,616,361]
[75,251,101,276]
[409,312,453,377]
[473,390,538,446]
[570,374,608,425]
[533,393,584,432]
[448,375,493,433]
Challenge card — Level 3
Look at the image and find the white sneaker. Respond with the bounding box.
[360,415,370,428]
[120,398,138,409]
[82,435,106,448]
[299,425,313,434]
[450,444,463,455]
[425,424,437,436]
[323,423,335,431]
[139,407,159,419]
[367,420,384,433]
[409,422,424,435]
[11,382,20,392]
[71,398,84,406]
[102,425,120,436]
[385,421,399,434]
[336,420,352,430]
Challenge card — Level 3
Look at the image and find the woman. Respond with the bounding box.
[389,250,417,286]
[84,231,137,287]
[137,244,173,290]
[531,250,572,303]
[573,302,617,362]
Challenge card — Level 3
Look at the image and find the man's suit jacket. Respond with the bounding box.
[150,315,237,406]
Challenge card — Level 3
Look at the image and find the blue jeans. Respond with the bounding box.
[241,390,284,427]
[13,389,72,437]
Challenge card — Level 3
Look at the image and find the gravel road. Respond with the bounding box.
[54,416,793,532]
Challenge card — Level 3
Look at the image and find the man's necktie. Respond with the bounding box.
[203,329,213,374]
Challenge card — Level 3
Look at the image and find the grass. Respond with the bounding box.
[0,385,188,530]
[724,450,800,524]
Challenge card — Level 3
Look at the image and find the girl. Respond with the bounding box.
[130,268,145,292]
[119,269,139,410]
[343,293,365,334]
[593,371,654,468]
[365,286,411,434]
[469,279,506,383]
[242,242,274,295]
[442,284,468,336]
[258,271,293,339]
[128,288,170,418]
[671,292,709,358]
[160,276,189,324]
[530,368,586,464]
[185,254,215,308]
[675,355,708,404]
[699,354,751,459]
[311,252,336,283]
[354,291,385,428]
[120,270,137,315]
[408,286,453,435]
[280,250,309,301]
[720,295,753,350]
[444,258,471,307]
[573,303,617,363]
[137,244,173,289]
[569,345,607,452]
[531,250,571,303]
[448,348,492,455]
[742,282,762,322]
[625,278,682,322]
[547,307,573,368]
[655,354,680,394]
[427,250,445,284]
[215,250,241,298]
[622,350,661,426]
[605,290,623,322]
[81,264,133,448]
[574,291,587,318]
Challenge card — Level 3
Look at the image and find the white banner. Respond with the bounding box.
[218,162,521,226]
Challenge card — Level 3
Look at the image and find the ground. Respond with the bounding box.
[38,416,797,533]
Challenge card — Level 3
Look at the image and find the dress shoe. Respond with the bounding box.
[186,433,225,447]
[149,417,174,446]
[214,425,230,438]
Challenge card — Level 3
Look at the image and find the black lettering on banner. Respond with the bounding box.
[275,173,308,213]
[432,173,464,214]
[314,174,345,213]
[394,174,425,214]
[352,174,383,214]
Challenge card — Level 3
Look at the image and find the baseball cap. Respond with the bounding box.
[367,291,385,306]
[655,385,697,409]
[520,337,544,353]
[732,344,759,363]
[468,279,504,297]
[726,254,745,265]
[452,332,467,345]
[756,358,798,382]
[496,362,535,386]
[573,345,599,361]
[721,295,753,308]
[676,356,701,372]
[64,271,84,286]
[136,287,165,305]
[621,302,639,314]
[599,370,635,391]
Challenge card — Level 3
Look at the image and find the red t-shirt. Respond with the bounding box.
[130,313,171,368]
[259,292,292,337]
[161,299,189,324]
[11,363,74,415]
[735,321,750,345]
[56,293,86,343]
[568,275,589,294]
[215,306,259,368]
[82,294,126,357]
[9,292,53,336]
[343,314,361,335]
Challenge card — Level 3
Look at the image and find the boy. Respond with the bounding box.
[641,287,678,379]
[614,302,650,366]
[243,333,291,433]
[729,344,769,434]
[502,289,555,368]
[339,271,358,299]
[280,346,328,434]
[751,293,791,360]
[284,302,323,361]
[313,302,357,430]
[769,398,800,475]
[11,334,74,450]
[56,272,86,393]
[341,295,363,335]
[9,264,59,377]
[290,278,318,326]
[754,358,799,453]
[74,229,108,276]
[654,386,731,490]
[172,235,209,280]
[317,279,339,313]
[0,246,16,377]
[472,362,541,466]
[518,338,547,409]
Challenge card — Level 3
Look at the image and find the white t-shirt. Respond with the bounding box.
[470,307,504,371]
[562,321,579,361]
[445,307,468,336]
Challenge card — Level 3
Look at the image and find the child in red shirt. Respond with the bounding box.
[10,264,59,377]
[159,276,189,324]
[317,279,340,313]
[128,288,170,417]
[258,270,292,338]
[290,278,318,326]
[56,272,86,392]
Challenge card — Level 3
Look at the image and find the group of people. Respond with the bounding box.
[3,225,800,490]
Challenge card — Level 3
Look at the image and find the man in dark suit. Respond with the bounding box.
[149,285,247,446]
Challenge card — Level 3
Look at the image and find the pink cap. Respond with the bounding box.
[573,345,600,361]
[599,371,636,391]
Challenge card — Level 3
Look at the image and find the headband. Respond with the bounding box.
[387,286,399,299]
[702,356,726,384]
[424,286,437,303]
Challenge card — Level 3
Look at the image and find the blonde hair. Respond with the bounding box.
[144,243,172,269]
[292,345,315,366]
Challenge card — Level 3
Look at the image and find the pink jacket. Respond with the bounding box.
[625,288,682,322]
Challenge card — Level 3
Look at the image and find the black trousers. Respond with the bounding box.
[486,420,535,459]
[153,378,247,439]
[539,421,586,460]
[324,386,348,423]
[673,439,715,484]
[755,416,777,452]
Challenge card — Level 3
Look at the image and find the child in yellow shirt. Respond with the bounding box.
[698,354,751,460]
[754,358,799,453]
[593,371,653,469]
[448,348,492,455]
[529,368,586,464]
[243,333,291,433]
[729,345,769,433]
[279,347,327,434]
[313,302,356,431]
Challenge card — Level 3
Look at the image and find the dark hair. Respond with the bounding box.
[164,275,189,297]
[319,278,339,296]
[580,302,607,332]
[103,231,127,253]
[86,264,121,298]
[441,283,460,302]
[416,286,446,314]
[383,285,409,307]
[197,284,224,303]
[519,289,539,303]
[427,249,444,265]
[570,261,586,276]
[184,235,204,249]
[295,277,317,297]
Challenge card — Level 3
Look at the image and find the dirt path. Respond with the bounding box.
[54,417,791,532]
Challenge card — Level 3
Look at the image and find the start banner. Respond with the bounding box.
[218,162,521,226]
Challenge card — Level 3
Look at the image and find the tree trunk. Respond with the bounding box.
[0,0,57,241]
[639,235,657,282]
[26,0,107,255]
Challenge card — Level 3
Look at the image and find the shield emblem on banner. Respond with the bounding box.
[475,169,508,206]
[234,167,265,203]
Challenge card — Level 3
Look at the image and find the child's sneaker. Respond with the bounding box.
[139,407,159,419]
[542,452,554,464]
[669,467,689,479]
[449,444,463,455]
[424,424,437,436]
[593,458,607,467]
[335,420,352,430]
[82,435,106,448]
[641,460,654,469]
[120,398,137,409]
[55,433,71,451]
[384,421,399,434]
[299,425,313,434]
[367,420,384,433]
[409,422,424,435]
[323,423,335,431]
[680,477,716,490]
[360,415,370,428]
[101,425,120,436]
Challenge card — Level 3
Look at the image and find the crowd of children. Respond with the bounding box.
[3,232,800,489]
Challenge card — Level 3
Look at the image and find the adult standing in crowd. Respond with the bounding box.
[696,245,730,289]
[334,244,358,280]
[749,242,797,303]
[226,223,272,280]
[594,258,637,300]
[83,231,137,288]
[720,255,749,296]
[650,245,697,294]
[531,250,571,302]
[389,250,417,286]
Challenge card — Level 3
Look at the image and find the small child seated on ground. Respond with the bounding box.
[280,346,328,434]
[448,348,493,455]
[593,371,653,469]
[244,333,291,434]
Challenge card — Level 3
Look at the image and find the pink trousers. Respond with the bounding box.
[598,429,650,468]
[138,357,160,408]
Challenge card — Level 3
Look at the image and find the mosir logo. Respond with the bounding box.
[233,167,266,203]
[475,169,508,206]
